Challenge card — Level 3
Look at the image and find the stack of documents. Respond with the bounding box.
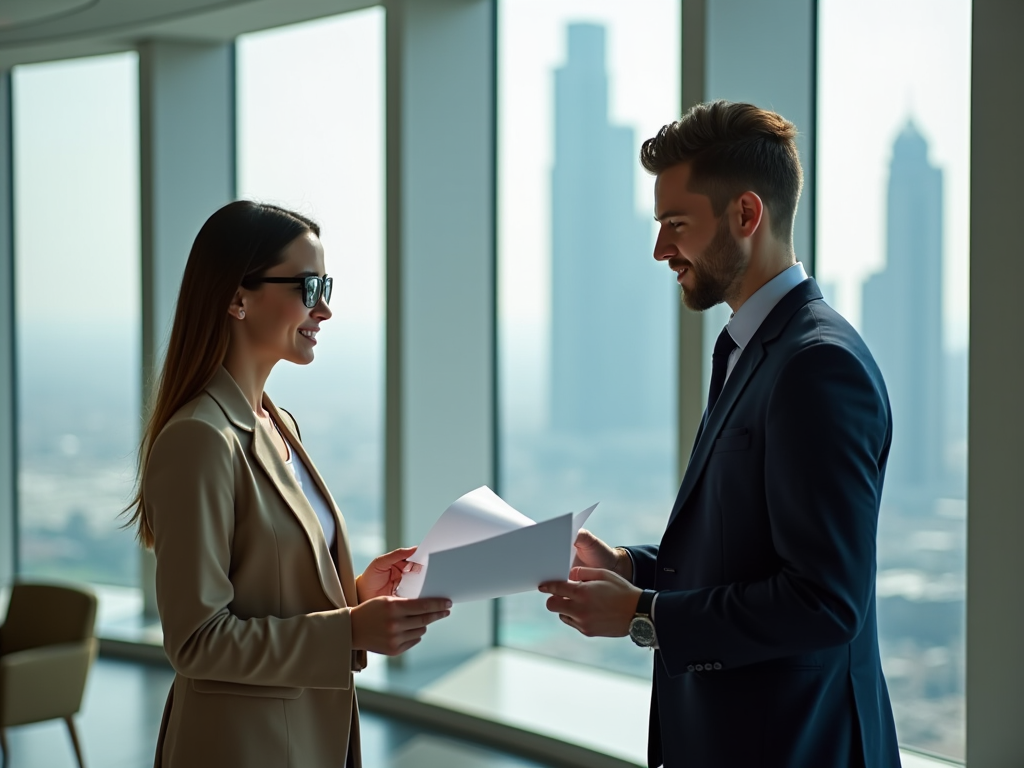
[395,486,597,604]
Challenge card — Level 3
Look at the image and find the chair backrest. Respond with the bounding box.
[0,582,98,655]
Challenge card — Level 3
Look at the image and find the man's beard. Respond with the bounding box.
[680,217,747,312]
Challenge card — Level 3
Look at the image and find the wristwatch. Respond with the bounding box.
[629,589,658,648]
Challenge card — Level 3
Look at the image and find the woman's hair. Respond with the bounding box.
[124,200,320,547]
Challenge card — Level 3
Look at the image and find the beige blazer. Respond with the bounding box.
[145,367,366,768]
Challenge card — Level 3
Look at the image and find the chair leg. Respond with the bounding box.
[64,717,86,768]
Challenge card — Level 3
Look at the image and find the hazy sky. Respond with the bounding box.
[13,52,139,328]
[497,0,680,429]
[235,7,385,410]
[236,7,385,332]
[496,0,971,350]
[498,0,681,330]
[12,0,971,347]
[818,0,971,349]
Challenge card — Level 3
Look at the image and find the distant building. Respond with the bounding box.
[862,120,944,493]
[549,23,672,433]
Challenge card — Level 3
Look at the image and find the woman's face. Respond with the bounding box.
[238,231,332,367]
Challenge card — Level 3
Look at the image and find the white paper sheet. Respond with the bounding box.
[572,504,599,553]
[406,486,535,565]
[395,486,597,603]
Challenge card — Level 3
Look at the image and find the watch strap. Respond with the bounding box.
[635,589,656,618]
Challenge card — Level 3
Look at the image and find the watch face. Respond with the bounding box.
[629,617,657,647]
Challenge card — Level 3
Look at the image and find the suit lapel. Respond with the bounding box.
[667,339,766,528]
[264,399,359,610]
[249,412,348,610]
[204,367,347,610]
[666,279,823,529]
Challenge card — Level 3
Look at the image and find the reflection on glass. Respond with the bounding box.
[498,1,680,677]
[236,9,385,574]
[13,53,141,590]
[817,0,970,757]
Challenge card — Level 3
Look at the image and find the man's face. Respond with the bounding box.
[653,162,747,311]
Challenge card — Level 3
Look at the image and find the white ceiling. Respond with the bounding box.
[0,0,97,31]
[0,0,376,69]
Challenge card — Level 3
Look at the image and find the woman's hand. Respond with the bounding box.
[350,596,451,656]
[356,546,423,603]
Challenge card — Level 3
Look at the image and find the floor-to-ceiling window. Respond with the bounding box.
[236,8,386,574]
[817,0,970,758]
[496,0,680,677]
[13,53,141,615]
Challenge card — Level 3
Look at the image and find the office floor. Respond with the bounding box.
[5,658,554,768]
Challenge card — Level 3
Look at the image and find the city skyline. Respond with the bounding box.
[866,121,966,756]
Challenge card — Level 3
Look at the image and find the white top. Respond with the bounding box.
[284,443,337,548]
[723,261,809,383]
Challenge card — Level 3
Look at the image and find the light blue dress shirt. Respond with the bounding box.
[723,261,809,383]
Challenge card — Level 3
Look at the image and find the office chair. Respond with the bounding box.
[0,582,98,768]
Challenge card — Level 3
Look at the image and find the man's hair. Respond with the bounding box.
[640,101,803,242]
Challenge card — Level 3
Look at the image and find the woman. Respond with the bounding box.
[125,201,450,767]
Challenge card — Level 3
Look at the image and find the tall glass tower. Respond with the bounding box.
[862,120,944,495]
[549,23,671,433]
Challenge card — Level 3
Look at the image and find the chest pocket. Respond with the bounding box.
[713,427,751,453]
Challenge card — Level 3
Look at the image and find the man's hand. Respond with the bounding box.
[356,546,423,603]
[572,529,633,582]
[539,567,642,638]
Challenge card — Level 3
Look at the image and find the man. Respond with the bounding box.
[539,101,901,768]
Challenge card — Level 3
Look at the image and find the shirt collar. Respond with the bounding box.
[727,262,808,350]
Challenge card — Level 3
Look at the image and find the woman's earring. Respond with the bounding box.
[238,309,245,319]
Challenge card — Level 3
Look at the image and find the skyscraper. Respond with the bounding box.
[862,120,944,493]
[549,23,672,433]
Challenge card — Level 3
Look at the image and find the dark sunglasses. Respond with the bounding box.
[249,275,333,308]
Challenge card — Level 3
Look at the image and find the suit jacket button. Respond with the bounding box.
[687,664,695,672]
[694,663,704,672]
[713,662,722,670]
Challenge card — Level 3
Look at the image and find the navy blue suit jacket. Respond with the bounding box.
[625,279,901,768]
